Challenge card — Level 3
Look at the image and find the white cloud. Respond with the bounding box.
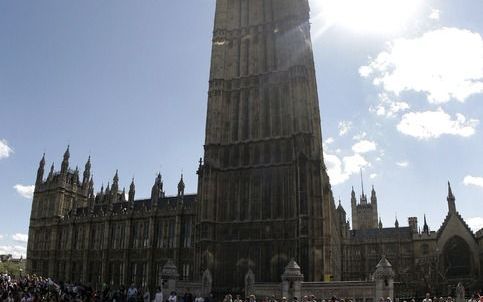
[463,175,483,188]
[325,137,335,145]
[352,132,367,140]
[352,140,377,154]
[360,28,483,104]
[396,161,409,167]
[429,9,440,21]
[338,121,352,136]
[0,139,13,160]
[0,235,3,240]
[0,245,26,258]
[370,173,378,179]
[14,184,35,199]
[466,217,483,232]
[12,233,28,243]
[325,152,370,185]
[397,109,479,139]
[370,93,410,118]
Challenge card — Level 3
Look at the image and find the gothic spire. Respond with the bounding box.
[36,153,46,185]
[395,215,399,228]
[423,214,430,234]
[379,218,383,229]
[83,156,91,186]
[121,187,126,202]
[151,173,162,202]
[447,181,456,213]
[351,186,357,205]
[178,173,185,197]
[129,178,135,202]
[111,170,119,194]
[88,175,95,198]
[371,185,377,204]
[48,162,55,180]
[61,145,70,173]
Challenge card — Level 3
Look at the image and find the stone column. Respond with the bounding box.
[374,256,395,302]
[281,259,304,301]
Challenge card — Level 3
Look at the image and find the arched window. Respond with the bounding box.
[443,236,472,278]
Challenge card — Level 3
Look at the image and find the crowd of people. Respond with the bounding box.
[2,273,483,302]
[0,273,173,302]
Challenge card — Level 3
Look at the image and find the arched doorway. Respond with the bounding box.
[442,236,473,279]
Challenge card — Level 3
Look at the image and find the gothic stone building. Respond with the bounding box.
[339,184,483,297]
[26,0,483,297]
[27,150,196,289]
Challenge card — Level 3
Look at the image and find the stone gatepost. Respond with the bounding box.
[162,260,179,295]
[281,259,304,301]
[374,256,395,302]
[201,269,213,297]
[456,282,465,302]
[245,269,255,298]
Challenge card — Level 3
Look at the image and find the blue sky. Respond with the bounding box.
[1,0,482,257]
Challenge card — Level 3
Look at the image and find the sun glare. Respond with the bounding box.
[311,0,423,37]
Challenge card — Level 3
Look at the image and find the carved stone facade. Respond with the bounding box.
[195,0,341,292]
[26,0,483,298]
[340,183,483,297]
[27,150,196,290]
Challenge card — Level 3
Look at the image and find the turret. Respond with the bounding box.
[408,217,418,233]
[447,181,456,214]
[395,215,399,228]
[47,163,55,181]
[105,182,111,199]
[151,173,163,203]
[111,170,119,197]
[61,145,70,174]
[178,174,185,197]
[121,187,126,202]
[379,218,383,229]
[128,178,135,202]
[351,187,358,230]
[82,156,91,187]
[88,176,95,199]
[371,185,377,204]
[36,153,45,185]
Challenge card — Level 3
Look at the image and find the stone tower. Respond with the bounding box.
[195,0,340,291]
[351,185,378,230]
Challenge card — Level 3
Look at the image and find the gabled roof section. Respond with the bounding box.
[436,211,475,241]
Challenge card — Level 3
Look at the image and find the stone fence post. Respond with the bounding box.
[374,256,395,302]
[162,260,179,296]
[281,259,304,301]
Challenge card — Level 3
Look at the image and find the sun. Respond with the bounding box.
[311,0,424,37]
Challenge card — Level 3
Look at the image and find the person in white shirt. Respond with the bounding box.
[127,283,138,302]
[423,293,432,302]
[169,291,178,302]
[143,287,150,302]
[154,287,164,302]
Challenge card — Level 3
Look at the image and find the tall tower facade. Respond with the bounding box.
[195,0,340,291]
[351,186,378,230]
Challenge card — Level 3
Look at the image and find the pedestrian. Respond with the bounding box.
[169,291,177,302]
[154,287,163,302]
[127,284,138,302]
[143,287,150,302]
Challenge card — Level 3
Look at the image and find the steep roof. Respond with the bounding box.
[349,226,413,241]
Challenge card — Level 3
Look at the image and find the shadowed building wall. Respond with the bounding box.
[194,0,341,292]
